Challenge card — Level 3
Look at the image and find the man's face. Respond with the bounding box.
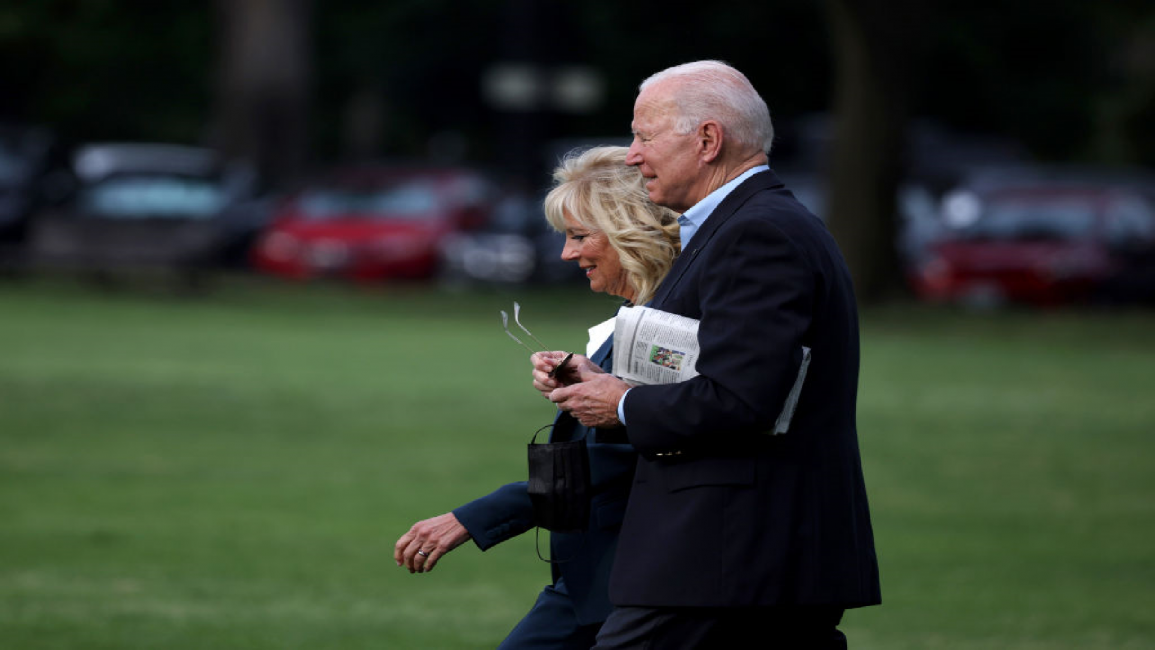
[626,82,702,213]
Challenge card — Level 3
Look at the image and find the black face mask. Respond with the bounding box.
[527,424,591,534]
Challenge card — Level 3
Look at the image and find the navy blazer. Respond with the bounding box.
[453,337,636,624]
[611,170,881,608]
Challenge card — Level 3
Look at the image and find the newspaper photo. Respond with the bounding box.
[612,305,701,386]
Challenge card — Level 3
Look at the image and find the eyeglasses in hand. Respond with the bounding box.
[500,302,573,379]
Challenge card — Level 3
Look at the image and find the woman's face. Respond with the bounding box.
[560,211,634,301]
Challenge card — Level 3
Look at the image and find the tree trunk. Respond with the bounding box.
[212,0,311,190]
[824,0,918,303]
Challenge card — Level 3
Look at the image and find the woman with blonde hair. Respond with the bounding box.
[544,145,680,306]
[396,146,679,649]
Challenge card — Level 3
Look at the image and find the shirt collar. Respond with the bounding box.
[679,165,769,246]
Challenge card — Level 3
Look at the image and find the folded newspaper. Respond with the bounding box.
[611,305,811,435]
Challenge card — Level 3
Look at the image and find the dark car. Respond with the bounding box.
[26,142,267,283]
[0,124,69,271]
[438,184,583,286]
[251,163,497,282]
[910,181,1155,307]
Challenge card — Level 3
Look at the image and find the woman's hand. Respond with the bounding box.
[394,512,471,574]
[531,351,604,397]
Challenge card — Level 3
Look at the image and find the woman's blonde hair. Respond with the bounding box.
[543,146,680,305]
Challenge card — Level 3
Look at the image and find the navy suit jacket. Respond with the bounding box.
[453,337,636,624]
[611,169,881,608]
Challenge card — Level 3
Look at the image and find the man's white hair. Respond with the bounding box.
[640,60,774,155]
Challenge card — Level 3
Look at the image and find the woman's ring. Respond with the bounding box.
[417,550,429,557]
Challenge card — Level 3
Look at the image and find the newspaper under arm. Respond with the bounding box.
[611,305,810,435]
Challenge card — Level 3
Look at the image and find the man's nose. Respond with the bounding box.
[625,139,643,166]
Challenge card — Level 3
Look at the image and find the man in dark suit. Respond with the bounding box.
[545,60,881,648]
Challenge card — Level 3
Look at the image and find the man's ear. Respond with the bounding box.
[698,120,723,163]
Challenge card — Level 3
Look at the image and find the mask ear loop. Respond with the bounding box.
[536,528,585,564]
[530,423,551,444]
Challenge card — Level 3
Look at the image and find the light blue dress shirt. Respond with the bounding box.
[615,165,770,425]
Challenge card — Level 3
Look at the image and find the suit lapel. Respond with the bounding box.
[652,170,785,307]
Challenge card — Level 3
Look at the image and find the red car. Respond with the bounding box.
[251,164,496,282]
[911,183,1155,306]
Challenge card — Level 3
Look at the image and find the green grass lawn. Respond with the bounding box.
[1,277,1153,649]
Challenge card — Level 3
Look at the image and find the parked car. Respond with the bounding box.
[774,168,944,272]
[25,142,267,283]
[251,163,497,282]
[0,123,69,271]
[910,180,1155,307]
[438,184,583,286]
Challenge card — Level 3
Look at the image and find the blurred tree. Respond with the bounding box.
[823,0,923,302]
[1091,6,1155,166]
[212,0,311,190]
[2,1,1150,169]
[907,0,1155,163]
[314,0,588,183]
[0,1,213,144]
[1,0,1152,292]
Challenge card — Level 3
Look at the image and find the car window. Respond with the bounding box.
[964,198,1096,240]
[447,176,493,206]
[485,192,539,232]
[298,182,440,220]
[787,181,826,220]
[0,130,52,184]
[80,175,226,219]
[0,145,38,184]
[1104,198,1155,246]
[0,149,23,181]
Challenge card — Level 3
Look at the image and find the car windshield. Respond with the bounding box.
[0,151,20,180]
[961,197,1097,241]
[80,175,226,219]
[0,147,34,184]
[297,181,440,220]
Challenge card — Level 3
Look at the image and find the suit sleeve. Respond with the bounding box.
[452,481,535,551]
[623,217,814,456]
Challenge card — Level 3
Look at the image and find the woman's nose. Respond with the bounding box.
[560,240,580,261]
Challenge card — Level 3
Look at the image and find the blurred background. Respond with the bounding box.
[1,0,1154,305]
[2,2,1155,649]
